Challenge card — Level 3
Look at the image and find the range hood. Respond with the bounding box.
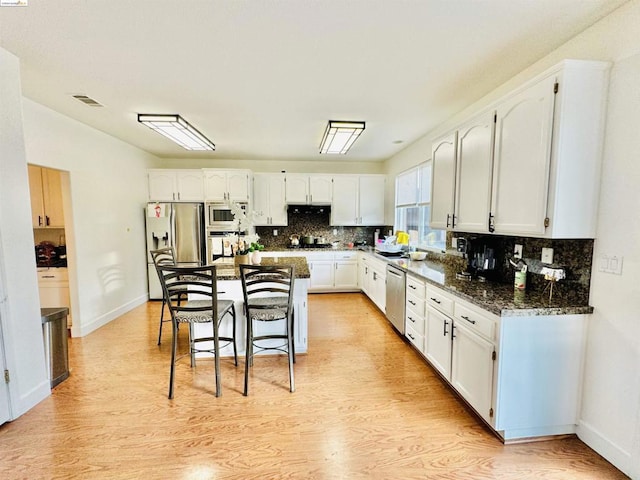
[288,205,330,215]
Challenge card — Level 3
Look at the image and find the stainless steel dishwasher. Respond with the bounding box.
[385,263,406,334]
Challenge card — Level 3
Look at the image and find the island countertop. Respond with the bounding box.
[211,256,310,281]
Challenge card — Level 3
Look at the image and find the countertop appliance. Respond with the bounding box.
[146,202,205,300]
[385,263,406,334]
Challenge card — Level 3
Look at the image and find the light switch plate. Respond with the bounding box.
[514,244,523,259]
[541,247,554,264]
[599,254,624,275]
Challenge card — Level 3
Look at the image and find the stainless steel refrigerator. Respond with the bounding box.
[146,202,205,300]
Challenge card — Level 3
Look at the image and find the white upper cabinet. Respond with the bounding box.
[285,174,333,204]
[331,175,384,226]
[454,111,496,233]
[490,76,555,236]
[253,173,287,226]
[203,169,251,203]
[429,60,609,238]
[430,132,457,229]
[395,168,419,206]
[148,169,203,202]
[492,61,610,238]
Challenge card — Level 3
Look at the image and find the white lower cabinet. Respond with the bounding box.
[306,251,358,292]
[358,252,386,312]
[450,321,495,425]
[405,275,426,352]
[424,306,453,379]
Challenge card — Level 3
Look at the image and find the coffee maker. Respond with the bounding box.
[457,236,500,281]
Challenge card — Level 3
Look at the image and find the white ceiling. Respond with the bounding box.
[0,0,628,162]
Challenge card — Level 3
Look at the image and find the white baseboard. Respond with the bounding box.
[577,420,633,478]
[74,294,148,337]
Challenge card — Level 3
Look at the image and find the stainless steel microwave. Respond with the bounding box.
[206,202,247,231]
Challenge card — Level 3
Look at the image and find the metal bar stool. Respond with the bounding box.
[150,247,187,346]
[156,264,237,399]
[240,264,295,396]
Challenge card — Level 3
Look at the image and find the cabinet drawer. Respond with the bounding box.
[405,325,424,352]
[406,275,426,299]
[454,302,495,341]
[406,293,425,318]
[334,251,357,261]
[405,309,425,335]
[37,268,69,282]
[426,285,454,316]
[305,251,334,261]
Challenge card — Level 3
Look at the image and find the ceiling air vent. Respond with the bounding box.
[72,94,103,107]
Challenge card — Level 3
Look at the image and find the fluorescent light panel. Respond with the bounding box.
[138,114,215,151]
[319,120,365,154]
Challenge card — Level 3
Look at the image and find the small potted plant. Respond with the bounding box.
[248,238,264,264]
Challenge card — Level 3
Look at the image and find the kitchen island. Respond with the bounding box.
[193,256,310,357]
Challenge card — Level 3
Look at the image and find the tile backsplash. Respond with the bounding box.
[256,209,390,249]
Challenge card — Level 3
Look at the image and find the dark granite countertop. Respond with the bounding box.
[212,256,310,281]
[388,256,593,317]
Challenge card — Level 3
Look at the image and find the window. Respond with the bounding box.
[395,162,446,252]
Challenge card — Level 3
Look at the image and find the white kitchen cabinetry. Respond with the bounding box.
[333,251,358,290]
[358,254,371,295]
[285,174,332,205]
[28,165,65,228]
[454,111,495,233]
[425,306,453,379]
[331,175,385,226]
[37,268,72,328]
[367,255,387,312]
[405,275,426,352]
[203,169,251,203]
[148,169,204,202]
[491,61,609,238]
[430,133,457,229]
[307,251,358,292]
[253,173,287,226]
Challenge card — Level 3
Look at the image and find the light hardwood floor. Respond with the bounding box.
[0,293,627,479]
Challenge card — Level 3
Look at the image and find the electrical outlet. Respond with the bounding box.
[541,247,554,264]
[273,229,278,236]
[333,228,337,235]
[514,244,523,259]
[451,237,457,249]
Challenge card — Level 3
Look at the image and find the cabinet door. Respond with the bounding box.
[309,175,333,204]
[203,170,228,202]
[267,174,287,226]
[334,261,358,289]
[285,174,309,204]
[491,76,556,236]
[148,171,177,201]
[227,171,250,202]
[252,174,270,226]
[430,133,457,229]
[359,259,370,294]
[358,176,385,225]
[28,165,45,227]
[176,171,204,202]
[42,168,65,227]
[451,322,495,424]
[425,306,452,380]
[396,168,418,206]
[455,112,495,233]
[370,267,386,312]
[331,176,359,226]
[309,261,334,291]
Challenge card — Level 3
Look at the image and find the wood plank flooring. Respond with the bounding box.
[0,293,627,479]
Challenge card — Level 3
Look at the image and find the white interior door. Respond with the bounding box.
[0,269,13,425]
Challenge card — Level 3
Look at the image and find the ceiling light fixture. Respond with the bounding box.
[137,114,215,151]
[319,120,365,154]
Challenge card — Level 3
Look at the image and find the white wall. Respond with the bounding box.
[22,99,157,337]
[156,157,385,175]
[0,48,50,418]
[384,1,640,476]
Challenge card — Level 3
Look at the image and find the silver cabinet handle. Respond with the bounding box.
[443,319,448,336]
[461,315,476,325]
